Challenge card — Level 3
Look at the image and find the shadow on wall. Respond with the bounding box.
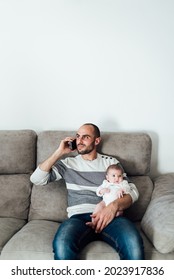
[147,131,159,179]
[99,119,120,132]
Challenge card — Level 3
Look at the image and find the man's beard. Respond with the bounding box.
[77,141,95,155]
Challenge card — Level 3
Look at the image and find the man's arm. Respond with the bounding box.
[30,137,74,185]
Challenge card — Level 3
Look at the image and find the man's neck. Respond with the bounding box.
[81,151,98,161]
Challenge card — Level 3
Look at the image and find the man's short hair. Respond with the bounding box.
[83,123,100,138]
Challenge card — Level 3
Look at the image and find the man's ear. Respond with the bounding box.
[95,137,101,146]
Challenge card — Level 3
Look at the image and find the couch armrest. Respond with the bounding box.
[141,173,174,254]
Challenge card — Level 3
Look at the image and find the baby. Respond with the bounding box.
[93,164,131,217]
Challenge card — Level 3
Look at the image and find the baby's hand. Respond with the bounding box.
[117,189,125,198]
[100,188,110,195]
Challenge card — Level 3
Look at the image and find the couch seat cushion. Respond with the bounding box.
[1,220,59,260]
[0,218,26,253]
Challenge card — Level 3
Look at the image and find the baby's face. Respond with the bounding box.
[106,169,123,183]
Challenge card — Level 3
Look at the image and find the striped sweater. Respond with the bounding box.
[30,153,139,217]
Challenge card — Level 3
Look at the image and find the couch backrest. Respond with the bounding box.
[99,132,152,176]
[36,131,152,176]
[0,130,36,174]
[29,131,153,223]
[0,130,37,220]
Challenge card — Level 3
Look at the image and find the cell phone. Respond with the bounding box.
[68,139,77,150]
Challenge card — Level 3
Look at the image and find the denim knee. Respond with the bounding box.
[101,217,144,260]
[53,223,78,260]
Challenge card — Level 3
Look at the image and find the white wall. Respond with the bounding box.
[0,0,174,178]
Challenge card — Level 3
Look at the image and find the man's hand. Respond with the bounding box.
[39,136,75,172]
[86,201,118,233]
[86,194,133,233]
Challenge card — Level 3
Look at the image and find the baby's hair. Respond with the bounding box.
[106,164,124,174]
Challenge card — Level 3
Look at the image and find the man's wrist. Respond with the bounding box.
[114,194,132,211]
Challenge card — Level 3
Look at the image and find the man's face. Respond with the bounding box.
[76,125,99,155]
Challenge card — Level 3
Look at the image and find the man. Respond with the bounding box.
[30,123,144,260]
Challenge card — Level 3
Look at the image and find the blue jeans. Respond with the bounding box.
[53,213,144,260]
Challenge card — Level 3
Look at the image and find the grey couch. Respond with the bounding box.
[0,130,174,260]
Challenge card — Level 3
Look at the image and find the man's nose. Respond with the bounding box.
[77,137,83,144]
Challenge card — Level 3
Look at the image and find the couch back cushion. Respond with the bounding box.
[99,132,152,176]
[29,180,68,222]
[0,174,32,219]
[141,173,174,254]
[29,131,153,223]
[0,130,37,219]
[0,130,36,174]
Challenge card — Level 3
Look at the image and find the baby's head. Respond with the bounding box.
[106,164,124,184]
